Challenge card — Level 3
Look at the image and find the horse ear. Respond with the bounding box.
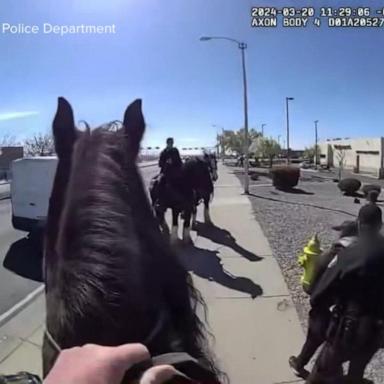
[123,99,145,158]
[52,97,76,158]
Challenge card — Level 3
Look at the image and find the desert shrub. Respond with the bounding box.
[338,178,361,195]
[270,166,300,190]
[367,190,380,203]
[361,184,381,197]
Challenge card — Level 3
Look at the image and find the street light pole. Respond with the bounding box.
[240,42,250,194]
[261,123,266,136]
[200,36,250,194]
[314,120,319,167]
[285,97,294,165]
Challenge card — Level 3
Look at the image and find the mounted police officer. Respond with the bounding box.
[307,204,384,384]
[158,137,182,178]
[153,137,184,209]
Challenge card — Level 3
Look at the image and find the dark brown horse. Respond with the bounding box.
[149,155,215,244]
[42,97,222,383]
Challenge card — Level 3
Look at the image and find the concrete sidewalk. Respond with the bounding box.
[0,163,304,383]
[180,163,304,383]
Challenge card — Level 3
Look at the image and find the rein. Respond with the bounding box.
[44,329,218,383]
[45,328,61,354]
[44,308,168,354]
[44,312,219,383]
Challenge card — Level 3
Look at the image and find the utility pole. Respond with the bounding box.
[201,36,250,194]
[314,120,319,167]
[285,97,294,165]
[240,42,250,194]
[261,123,266,136]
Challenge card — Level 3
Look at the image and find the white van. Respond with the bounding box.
[11,157,58,232]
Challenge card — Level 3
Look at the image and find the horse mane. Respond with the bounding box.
[48,124,220,377]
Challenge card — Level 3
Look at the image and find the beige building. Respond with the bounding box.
[318,138,384,178]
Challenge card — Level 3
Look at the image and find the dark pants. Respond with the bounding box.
[307,342,378,384]
[296,306,331,368]
[307,315,381,384]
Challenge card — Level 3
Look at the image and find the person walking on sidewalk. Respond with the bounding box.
[289,220,358,378]
[307,204,384,384]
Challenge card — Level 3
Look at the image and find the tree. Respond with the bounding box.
[219,128,261,155]
[24,133,55,156]
[335,147,346,181]
[253,137,281,168]
[303,145,321,163]
[0,134,20,146]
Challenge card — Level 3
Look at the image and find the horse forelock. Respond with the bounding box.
[47,127,154,339]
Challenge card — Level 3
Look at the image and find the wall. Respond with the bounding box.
[318,138,383,177]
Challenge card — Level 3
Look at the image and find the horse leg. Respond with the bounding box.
[191,205,197,230]
[170,208,179,244]
[156,207,169,236]
[204,197,212,225]
[182,207,193,245]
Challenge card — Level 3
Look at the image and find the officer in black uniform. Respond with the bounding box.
[307,204,384,384]
[289,220,358,379]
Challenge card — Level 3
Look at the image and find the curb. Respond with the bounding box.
[0,184,10,200]
[0,285,44,329]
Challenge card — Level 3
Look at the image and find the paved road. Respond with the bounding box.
[0,164,159,316]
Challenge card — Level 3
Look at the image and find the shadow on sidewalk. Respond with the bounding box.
[273,188,314,195]
[178,245,263,299]
[194,222,263,262]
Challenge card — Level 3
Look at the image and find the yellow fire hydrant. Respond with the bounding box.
[298,234,322,292]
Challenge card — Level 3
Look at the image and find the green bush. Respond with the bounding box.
[270,166,300,190]
[361,184,381,197]
[338,178,361,195]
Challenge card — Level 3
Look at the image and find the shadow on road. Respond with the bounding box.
[178,245,263,299]
[3,236,43,283]
[194,222,263,262]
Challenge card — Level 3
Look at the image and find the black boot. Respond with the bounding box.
[289,356,310,379]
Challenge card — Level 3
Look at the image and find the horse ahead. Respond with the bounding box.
[150,154,215,244]
[43,98,221,383]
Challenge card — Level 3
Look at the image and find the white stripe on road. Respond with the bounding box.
[0,285,44,328]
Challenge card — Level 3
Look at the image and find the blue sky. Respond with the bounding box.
[0,0,383,149]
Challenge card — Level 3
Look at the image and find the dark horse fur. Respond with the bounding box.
[184,156,215,228]
[149,156,215,244]
[43,97,221,383]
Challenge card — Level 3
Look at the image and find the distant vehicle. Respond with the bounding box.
[299,160,311,169]
[319,155,328,168]
[11,157,58,232]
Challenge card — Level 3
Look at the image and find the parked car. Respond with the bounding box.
[299,160,311,169]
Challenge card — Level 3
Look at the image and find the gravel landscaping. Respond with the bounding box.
[232,166,384,383]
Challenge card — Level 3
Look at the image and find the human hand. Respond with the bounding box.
[43,343,178,384]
